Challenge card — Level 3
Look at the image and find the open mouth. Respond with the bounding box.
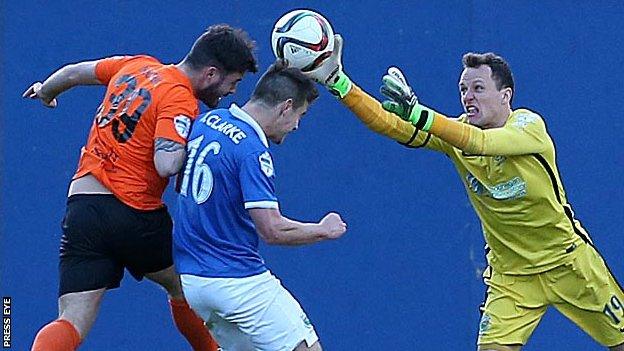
[466,105,479,118]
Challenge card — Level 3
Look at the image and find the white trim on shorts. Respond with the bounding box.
[181,271,318,351]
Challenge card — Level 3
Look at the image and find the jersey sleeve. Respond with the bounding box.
[472,110,550,155]
[94,56,137,84]
[154,85,198,145]
[341,84,419,144]
[239,151,279,210]
[403,123,462,154]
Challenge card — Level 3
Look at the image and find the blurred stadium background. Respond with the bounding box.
[2,1,623,350]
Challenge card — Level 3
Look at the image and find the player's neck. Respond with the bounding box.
[241,102,272,137]
[175,61,201,93]
[497,107,513,127]
[486,107,513,129]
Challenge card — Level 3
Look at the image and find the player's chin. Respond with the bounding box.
[205,98,219,108]
[200,95,221,108]
[467,114,481,127]
[271,135,286,145]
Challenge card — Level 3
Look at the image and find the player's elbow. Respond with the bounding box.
[154,151,185,178]
[154,164,178,178]
[62,62,100,85]
[63,64,83,83]
[257,227,282,245]
[249,208,285,245]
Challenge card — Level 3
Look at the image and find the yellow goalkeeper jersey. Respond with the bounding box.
[343,84,590,275]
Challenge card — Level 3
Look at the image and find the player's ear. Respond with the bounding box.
[202,66,221,84]
[279,99,293,115]
[501,87,512,105]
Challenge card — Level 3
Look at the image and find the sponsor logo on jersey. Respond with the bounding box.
[259,151,274,178]
[174,115,192,139]
[466,173,527,200]
[478,313,491,335]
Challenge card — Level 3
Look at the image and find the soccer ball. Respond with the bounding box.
[271,9,334,72]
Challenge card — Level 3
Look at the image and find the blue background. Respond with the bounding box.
[2,1,623,350]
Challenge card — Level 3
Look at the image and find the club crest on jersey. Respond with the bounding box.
[174,115,192,139]
[512,113,538,130]
[259,151,274,178]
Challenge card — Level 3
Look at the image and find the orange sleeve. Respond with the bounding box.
[94,55,140,84]
[154,85,199,145]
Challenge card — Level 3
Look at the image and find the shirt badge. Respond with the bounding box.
[174,115,192,139]
[259,151,274,178]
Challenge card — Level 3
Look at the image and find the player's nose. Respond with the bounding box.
[463,94,474,106]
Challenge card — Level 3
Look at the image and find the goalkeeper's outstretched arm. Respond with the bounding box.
[304,34,477,150]
[304,34,546,156]
[342,83,420,145]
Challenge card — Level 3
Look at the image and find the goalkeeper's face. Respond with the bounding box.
[459,65,511,129]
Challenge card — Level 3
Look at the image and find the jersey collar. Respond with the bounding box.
[229,103,269,148]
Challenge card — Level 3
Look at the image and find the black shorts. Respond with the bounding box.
[58,194,173,296]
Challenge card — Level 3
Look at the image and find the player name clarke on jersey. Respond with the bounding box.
[200,113,248,144]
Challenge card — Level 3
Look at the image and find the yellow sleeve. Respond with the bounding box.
[340,84,548,156]
[428,109,550,155]
[341,84,419,145]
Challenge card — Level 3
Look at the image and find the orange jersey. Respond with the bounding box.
[74,55,199,210]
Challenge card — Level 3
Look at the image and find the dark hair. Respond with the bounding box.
[184,24,258,74]
[462,52,514,92]
[250,59,319,108]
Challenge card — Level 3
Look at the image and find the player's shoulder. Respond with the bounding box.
[510,108,544,123]
[127,54,161,64]
[103,54,161,67]
[193,107,268,152]
[226,104,270,149]
[508,108,546,130]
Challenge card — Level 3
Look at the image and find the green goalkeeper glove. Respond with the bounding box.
[304,34,352,98]
[380,67,435,131]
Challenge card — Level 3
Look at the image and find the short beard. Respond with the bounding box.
[198,78,224,108]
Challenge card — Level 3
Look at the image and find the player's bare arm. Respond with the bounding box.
[249,208,347,246]
[22,60,102,108]
[153,137,186,178]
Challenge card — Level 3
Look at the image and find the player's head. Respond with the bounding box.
[459,52,514,129]
[182,24,258,107]
[249,59,319,144]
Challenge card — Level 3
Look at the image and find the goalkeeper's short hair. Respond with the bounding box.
[462,52,514,93]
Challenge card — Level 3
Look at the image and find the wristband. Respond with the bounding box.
[328,71,353,99]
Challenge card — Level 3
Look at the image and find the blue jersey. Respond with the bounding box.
[173,104,278,278]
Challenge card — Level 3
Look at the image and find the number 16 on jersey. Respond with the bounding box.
[179,136,221,204]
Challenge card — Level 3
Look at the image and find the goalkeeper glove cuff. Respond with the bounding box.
[409,104,436,132]
[327,71,352,99]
